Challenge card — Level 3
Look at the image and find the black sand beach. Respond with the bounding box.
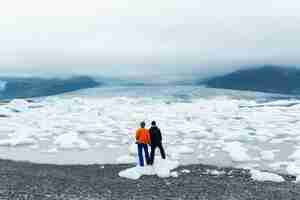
[0,159,299,200]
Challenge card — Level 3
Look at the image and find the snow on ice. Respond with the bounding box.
[0,91,300,180]
[54,133,90,150]
[222,142,251,162]
[119,159,179,180]
[260,150,276,161]
[250,169,285,183]
[116,155,136,164]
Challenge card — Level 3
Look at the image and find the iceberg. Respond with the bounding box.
[250,169,285,182]
[0,80,6,91]
[119,159,179,180]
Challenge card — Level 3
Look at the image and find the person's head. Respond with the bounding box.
[151,121,157,126]
[140,121,146,128]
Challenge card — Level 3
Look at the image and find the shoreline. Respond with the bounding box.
[0,159,299,200]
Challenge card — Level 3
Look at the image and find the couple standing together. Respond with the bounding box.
[135,121,166,166]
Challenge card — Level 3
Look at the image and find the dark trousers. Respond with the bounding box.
[137,143,150,167]
[150,143,166,165]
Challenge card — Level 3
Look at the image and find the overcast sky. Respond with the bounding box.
[1,0,300,79]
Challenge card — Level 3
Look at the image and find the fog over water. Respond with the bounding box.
[1,0,300,80]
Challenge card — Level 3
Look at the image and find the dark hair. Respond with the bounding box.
[151,121,156,126]
[140,121,146,128]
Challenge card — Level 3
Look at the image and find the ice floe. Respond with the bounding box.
[168,145,195,155]
[260,150,276,161]
[54,133,90,150]
[222,142,251,162]
[116,155,136,164]
[170,171,179,178]
[0,136,36,146]
[289,148,300,161]
[0,127,37,147]
[0,88,300,177]
[181,169,191,173]
[204,169,226,176]
[250,169,285,182]
[0,80,7,91]
[119,159,179,180]
[7,99,30,112]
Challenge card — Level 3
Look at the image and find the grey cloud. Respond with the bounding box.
[1,1,300,80]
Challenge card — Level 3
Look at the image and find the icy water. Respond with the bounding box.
[0,85,300,177]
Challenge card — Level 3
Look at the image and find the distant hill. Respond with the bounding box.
[0,76,101,100]
[203,66,300,95]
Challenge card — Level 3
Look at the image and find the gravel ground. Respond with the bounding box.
[0,159,299,200]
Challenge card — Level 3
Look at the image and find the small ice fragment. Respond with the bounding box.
[107,144,118,149]
[296,175,300,183]
[223,141,251,162]
[289,149,300,161]
[170,171,179,178]
[119,159,179,180]
[260,150,275,161]
[182,138,198,144]
[198,143,204,149]
[207,169,225,176]
[286,162,300,175]
[47,148,58,153]
[7,99,30,112]
[119,166,143,180]
[169,145,194,155]
[54,133,90,150]
[250,169,285,182]
[181,169,191,173]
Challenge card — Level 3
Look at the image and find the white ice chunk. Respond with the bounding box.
[0,106,11,117]
[256,100,300,107]
[168,145,194,155]
[119,166,145,180]
[0,80,7,91]
[269,138,284,144]
[0,131,37,146]
[296,175,300,183]
[54,133,90,150]
[286,162,300,176]
[7,99,30,112]
[260,150,275,161]
[181,169,191,173]
[223,141,251,162]
[182,138,198,144]
[0,137,36,146]
[250,169,285,182]
[154,159,180,178]
[198,143,204,149]
[206,169,226,176]
[107,144,118,149]
[289,148,300,161]
[43,148,59,153]
[170,171,179,178]
[119,159,179,180]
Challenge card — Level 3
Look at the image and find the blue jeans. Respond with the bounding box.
[137,143,150,167]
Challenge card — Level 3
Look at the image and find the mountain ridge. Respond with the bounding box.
[203,66,300,95]
[0,76,101,100]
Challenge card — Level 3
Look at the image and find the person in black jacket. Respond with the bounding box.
[149,121,166,165]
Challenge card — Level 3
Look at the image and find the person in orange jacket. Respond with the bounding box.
[135,121,151,166]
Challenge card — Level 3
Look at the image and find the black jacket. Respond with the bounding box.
[149,126,162,145]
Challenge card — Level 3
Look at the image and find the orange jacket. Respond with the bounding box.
[135,128,151,144]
